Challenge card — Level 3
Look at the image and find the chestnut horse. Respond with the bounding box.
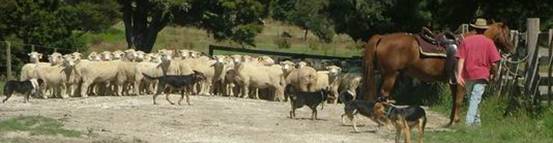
[362,23,513,126]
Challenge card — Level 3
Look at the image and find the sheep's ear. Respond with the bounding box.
[28,53,32,56]
[38,53,43,59]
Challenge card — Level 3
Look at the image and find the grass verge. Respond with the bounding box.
[0,116,81,138]
[426,93,553,143]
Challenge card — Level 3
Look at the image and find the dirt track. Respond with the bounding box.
[0,95,449,143]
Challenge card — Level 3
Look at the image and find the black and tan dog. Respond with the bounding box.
[341,100,388,132]
[287,85,330,120]
[142,71,206,105]
[377,102,427,143]
[3,79,43,103]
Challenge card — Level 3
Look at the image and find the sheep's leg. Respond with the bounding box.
[254,88,260,99]
[80,80,92,98]
[134,80,142,96]
[242,84,249,98]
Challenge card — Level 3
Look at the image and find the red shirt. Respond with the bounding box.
[456,35,501,81]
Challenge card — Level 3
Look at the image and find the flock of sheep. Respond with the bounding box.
[19,49,362,103]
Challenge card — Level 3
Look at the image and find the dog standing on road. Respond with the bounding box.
[341,100,388,132]
[142,71,206,105]
[377,102,427,143]
[287,85,330,120]
[3,79,43,103]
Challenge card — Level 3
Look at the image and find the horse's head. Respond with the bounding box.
[484,23,513,53]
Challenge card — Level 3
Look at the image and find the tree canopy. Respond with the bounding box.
[0,0,120,75]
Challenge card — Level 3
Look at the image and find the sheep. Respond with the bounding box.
[34,54,80,98]
[257,56,275,65]
[134,58,163,95]
[101,51,112,61]
[79,61,121,97]
[233,62,286,101]
[20,52,49,81]
[330,73,362,104]
[88,52,102,61]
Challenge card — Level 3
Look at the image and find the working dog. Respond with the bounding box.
[287,85,330,120]
[142,71,206,105]
[376,102,427,143]
[3,79,43,103]
[341,100,388,132]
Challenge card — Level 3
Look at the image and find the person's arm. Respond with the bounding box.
[456,59,465,86]
[455,40,466,86]
[490,62,499,82]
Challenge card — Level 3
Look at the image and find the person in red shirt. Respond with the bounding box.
[455,18,501,127]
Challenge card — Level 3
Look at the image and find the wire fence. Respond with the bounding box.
[0,41,79,80]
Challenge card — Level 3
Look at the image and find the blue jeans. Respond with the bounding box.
[465,80,487,126]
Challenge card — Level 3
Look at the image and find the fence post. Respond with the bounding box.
[6,41,12,80]
[525,18,540,95]
[31,44,35,52]
[549,29,553,106]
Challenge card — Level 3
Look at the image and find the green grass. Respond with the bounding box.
[426,94,553,143]
[0,116,81,138]
[85,20,362,57]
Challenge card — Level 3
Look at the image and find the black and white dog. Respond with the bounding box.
[3,78,43,103]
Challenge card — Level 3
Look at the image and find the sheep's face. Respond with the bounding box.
[71,52,82,60]
[190,51,200,58]
[297,61,307,68]
[326,66,342,76]
[178,50,190,58]
[112,50,124,60]
[160,53,172,63]
[151,55,162,63]
[280,61,295,71]
[63,54,77,67]
[214,55,226,63]
[48,53,63,65]
[88,52,101,61]
[135,51,145,61]
[123,49,137,61]
[101,51,112,61]
[28,52,42,63]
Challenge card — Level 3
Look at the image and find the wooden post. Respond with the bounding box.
[6,41,12,80]
[31,45,35,52]
[462,24,469,34]
[549,29,553,106]
[525,18,540,95]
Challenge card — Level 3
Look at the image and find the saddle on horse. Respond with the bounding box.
[415,27,459,84]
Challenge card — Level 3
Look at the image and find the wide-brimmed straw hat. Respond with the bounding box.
[470,18,489,29]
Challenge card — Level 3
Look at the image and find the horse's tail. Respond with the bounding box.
[362,35,382,101]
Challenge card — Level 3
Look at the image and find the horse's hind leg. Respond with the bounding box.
[380,72,399,100]
[448,84,465,126]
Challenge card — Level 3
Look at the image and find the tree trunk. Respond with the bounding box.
[119,0,169,53]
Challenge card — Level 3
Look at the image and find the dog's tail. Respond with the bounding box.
[142,73,160,80]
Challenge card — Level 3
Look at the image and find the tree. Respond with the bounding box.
[118,0,267,52]
[0,0,120,75]
[182,0,266,47]
[117,0,189,52]
[272,0,335,42]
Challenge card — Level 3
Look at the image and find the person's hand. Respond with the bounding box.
[456,75,465,86]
